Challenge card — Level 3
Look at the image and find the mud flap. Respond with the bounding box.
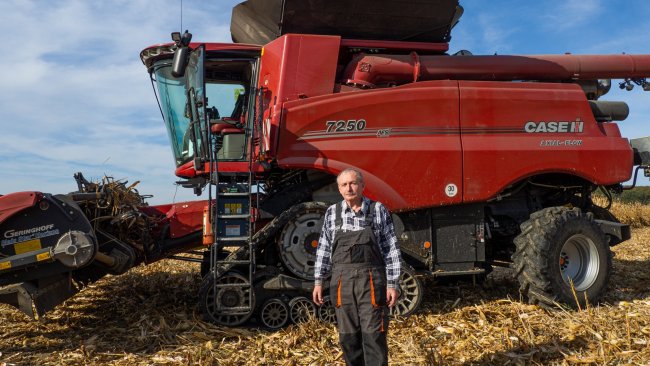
[0,275,77,319]
[595,219,631,246]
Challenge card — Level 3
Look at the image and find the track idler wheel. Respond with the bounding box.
[277,203,328,280]
[198,271,255,326]
[259,298,290,329]
[390,265,423,317]
[317,295,337,324]
[289,296,316,324]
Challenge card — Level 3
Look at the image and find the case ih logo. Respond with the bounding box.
[524,120,584,133]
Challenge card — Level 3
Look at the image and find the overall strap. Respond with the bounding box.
[335,201,343,230]
[332,201,343,256]
[365,200,377,228]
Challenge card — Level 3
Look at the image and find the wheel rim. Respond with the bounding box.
[278,208,325,280]
[260,298,289,329]
[204,272,255,326]
[317,296,337,324]
[289,296,316,323]
[390,268,422,317]
[559,234,600,291]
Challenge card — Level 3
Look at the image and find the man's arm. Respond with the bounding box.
[375,203,401,288]
[313,206,334,305]
[375,203,402,307]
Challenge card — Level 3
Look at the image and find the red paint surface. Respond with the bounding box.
[275,80,632,211]
[278,80,462,210]
[0,192,41,225]
[145,200,206,239]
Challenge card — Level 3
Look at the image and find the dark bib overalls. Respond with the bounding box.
[330,201,389,366]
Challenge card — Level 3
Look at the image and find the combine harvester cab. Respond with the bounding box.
[138,0,650,327]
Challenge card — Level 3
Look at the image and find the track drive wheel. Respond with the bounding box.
[289,296,316,324]
[198,271,255,326]
[277,203,328,280]
[317,296,337,324]
[260,298,290,329]
[390,264,423,317]
[512,207,612,309]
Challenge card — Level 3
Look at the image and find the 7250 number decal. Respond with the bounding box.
[325,119,367,133]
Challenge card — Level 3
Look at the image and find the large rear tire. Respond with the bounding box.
[512,207,612,309]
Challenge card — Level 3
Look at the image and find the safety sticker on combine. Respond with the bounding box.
[225,225,241,236]
[224,203,243,214]
[14,239,42,254]
[445,184,458,197]
[1,224,60,247]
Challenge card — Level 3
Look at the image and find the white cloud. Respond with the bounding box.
[540,0,603,31]
[475,13,518,53]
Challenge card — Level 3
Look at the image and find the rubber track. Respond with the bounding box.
[512,206,612,309]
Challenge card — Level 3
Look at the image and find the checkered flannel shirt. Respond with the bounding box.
[314,196,401,288]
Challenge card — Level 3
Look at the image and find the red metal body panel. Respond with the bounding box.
[259,34,341,156]
[148,200,206,239]
[0,192,41,226]
[277,80,461,211]
[459,81,633,202]
[276,79,633,211]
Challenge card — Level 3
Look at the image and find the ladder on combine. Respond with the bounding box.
[203,114,258,326]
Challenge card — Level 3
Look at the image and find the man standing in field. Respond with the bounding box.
[312,168,401,366]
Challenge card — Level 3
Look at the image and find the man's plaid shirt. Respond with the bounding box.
[314,196,401,288]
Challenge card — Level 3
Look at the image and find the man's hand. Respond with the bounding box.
[313,284,324,305]
[386,288,400,308]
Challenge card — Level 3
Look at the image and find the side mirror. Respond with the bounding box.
[170,30,192,78]
[172,47,190,77]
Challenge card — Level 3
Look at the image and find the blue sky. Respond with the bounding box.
[1,0,649,204]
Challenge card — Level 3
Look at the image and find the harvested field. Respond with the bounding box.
[1,227,650,364]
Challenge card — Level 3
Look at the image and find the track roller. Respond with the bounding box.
[289,296,316,324]
[317,295,337,324]
[390,265,423,317]
[259,298,289,329]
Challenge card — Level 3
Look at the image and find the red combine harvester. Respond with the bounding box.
[2,0,650,328]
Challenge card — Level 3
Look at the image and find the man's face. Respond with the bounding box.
[337,171,364,204]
